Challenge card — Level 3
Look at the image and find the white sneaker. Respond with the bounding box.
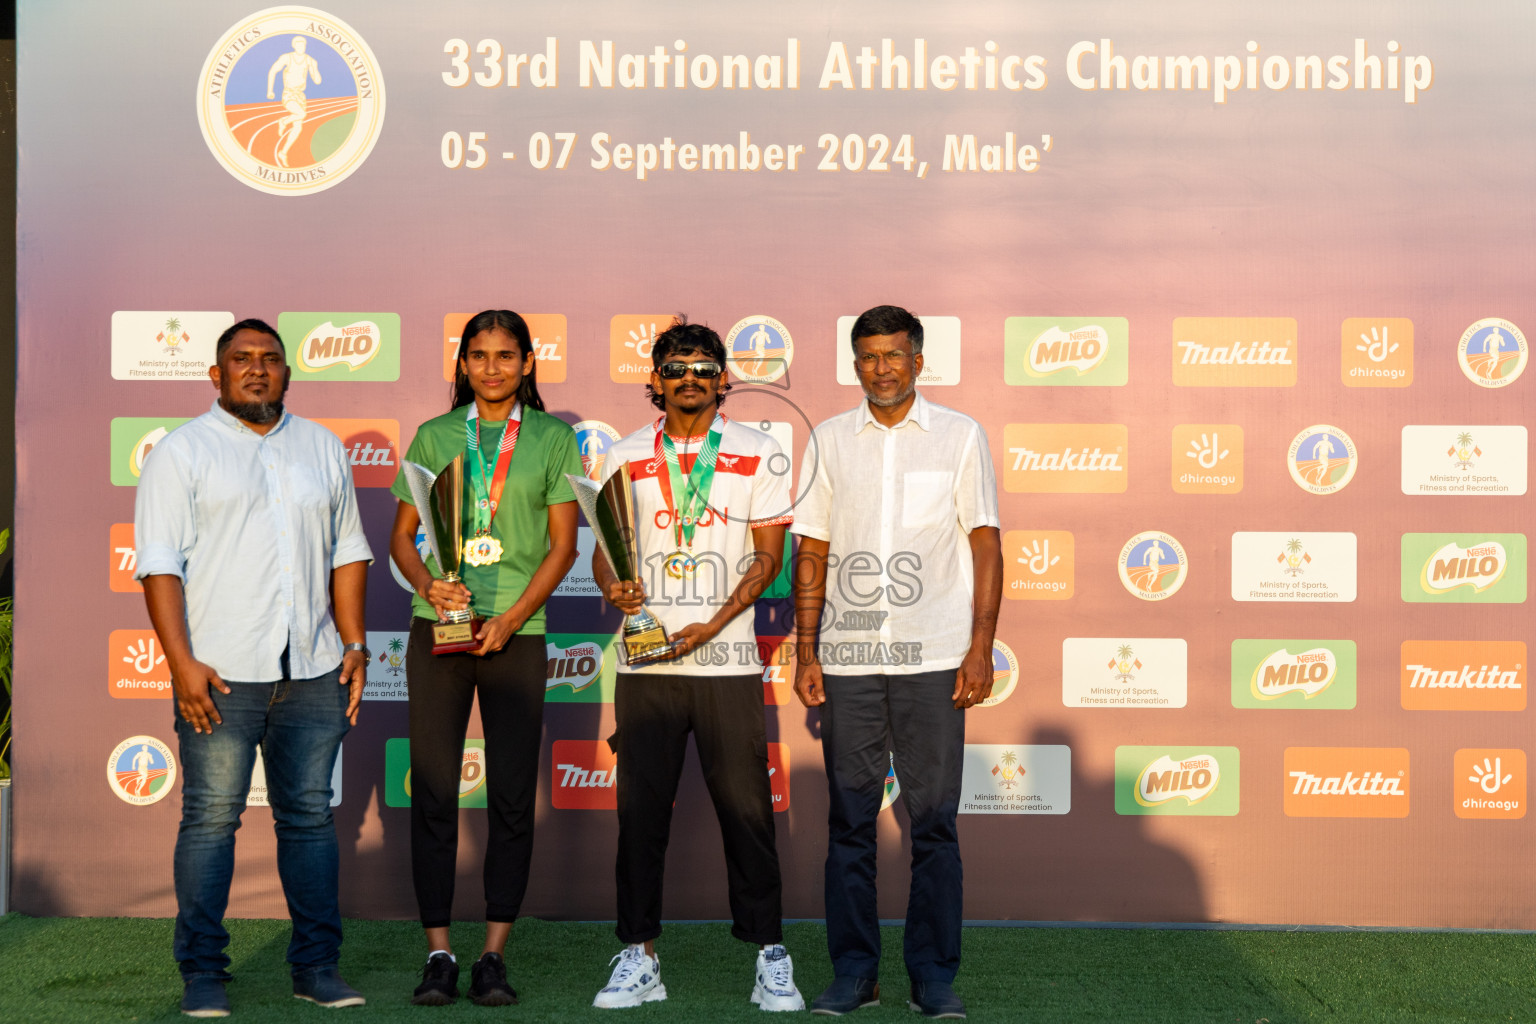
[594,945,667,1009]
[752,944,806,1011]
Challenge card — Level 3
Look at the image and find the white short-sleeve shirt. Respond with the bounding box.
[790,391,1000,675]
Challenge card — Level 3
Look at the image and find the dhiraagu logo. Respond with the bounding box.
[1402,534,1526,603]
[1004,317,1128,386]
[111,417,191,486]
[1116,746,1239,816]
[1231,640,1356,709]
[545,634,618,703]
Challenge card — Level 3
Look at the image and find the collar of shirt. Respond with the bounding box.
[854,389,931,434]
[207,397,292,439]
[465,401,522,424]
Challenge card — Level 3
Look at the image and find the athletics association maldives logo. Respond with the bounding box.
[726,316,794,384]
[108,736,177,806]
[1457,318,1527,388]
[197,7,386,196]
[979,640,1020,708]
[1287,425,1357,495]
[573,421,623,480]
[1118,531,1187,601]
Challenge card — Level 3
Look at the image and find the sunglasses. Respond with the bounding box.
[656,361,723,379]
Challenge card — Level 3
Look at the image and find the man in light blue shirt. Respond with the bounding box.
[134,318,373,1018]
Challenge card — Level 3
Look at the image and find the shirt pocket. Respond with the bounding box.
[901,471,954,528]
[286,463,331,510]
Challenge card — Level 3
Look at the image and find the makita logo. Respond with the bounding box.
[1424,541,1506,592]
[345,441,395,467]
[1288,770,1404,797]
[299,320,383,371]
[1405,663,1522,689]
[1009,447,1122,472]
[1255,648,1336,698]
[1136,753,1220,806]
[1029,325,1108,375]
[1176,340,1294,366]
[556,762,616,789]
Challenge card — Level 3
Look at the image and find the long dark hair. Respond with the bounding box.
[450,309,546,412]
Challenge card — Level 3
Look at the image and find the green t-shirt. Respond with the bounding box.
[391,405,581,631]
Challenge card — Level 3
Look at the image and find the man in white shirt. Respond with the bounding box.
[592,319,804,1012]
[791,305,1002,1019]
[135,319,373,1018]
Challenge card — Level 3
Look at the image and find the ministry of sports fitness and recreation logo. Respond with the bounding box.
[107,735,177,806]
[197,7,386,196]
[1117,531,1187,601]
[1286,424,1357,495]
[725,316,794,384]
[1062,638,1188,708]
[1457,318,1527,388]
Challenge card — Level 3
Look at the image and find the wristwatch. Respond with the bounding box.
[343,642,371,661]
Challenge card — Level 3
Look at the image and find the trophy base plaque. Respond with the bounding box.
[622,616,676,666]
[432,617,485,656]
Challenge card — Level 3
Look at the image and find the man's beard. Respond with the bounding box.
[221,398,285,424]
[862,380,915,408]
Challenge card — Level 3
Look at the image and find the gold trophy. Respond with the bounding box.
[402,455,485,655]
[567,465,676,665]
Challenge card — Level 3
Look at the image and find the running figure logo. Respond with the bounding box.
[1118,531,1187,601]
[1287,425,1358,495]
[197,8,386,196]
[107,735,178,806]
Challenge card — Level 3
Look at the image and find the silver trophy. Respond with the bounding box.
[567,465,675,665]
[402,455,483,654]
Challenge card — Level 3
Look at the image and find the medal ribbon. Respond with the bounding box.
[653,415,725,549]
[464,404,521,536]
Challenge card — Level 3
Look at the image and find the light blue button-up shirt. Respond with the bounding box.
[133,400,374,682]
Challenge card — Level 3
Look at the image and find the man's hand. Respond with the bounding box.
[952,647,994,709]
[667,622,717,661]
[339,648,367,725]
[602,576,646,616]
[422,579,473,622]
[172,657,231,733]
[794,654,826,707]
[472,610,524,657]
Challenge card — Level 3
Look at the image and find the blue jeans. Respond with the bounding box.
[173,669,350,980]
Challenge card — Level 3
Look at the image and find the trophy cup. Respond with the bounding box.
[567,464,676,665]
[401,455,485,655]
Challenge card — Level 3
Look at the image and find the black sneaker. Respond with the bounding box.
[468,951,518,1006]
[411,952,459,1006]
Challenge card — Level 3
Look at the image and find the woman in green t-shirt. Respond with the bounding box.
[389,309,581,1007]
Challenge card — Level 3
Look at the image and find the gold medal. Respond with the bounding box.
[463,534,504,567]
[663,550,697,579]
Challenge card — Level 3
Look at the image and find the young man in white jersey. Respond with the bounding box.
[592,319,803,1012]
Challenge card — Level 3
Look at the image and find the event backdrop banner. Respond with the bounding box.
[16,0,1534,928]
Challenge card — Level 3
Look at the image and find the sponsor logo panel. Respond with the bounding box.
[1171,317,1297,387]
[725,315,794,384]
[109,629,172,699]
[544,634,617,703]
[1062,638,1187,708]
[571,421,622,482]
[1454,749,1526,819]
[1115,746,1239,816]
[364,630,409,701]
[551,527,600,597]
[551,740,619,810]
[960,744,1071,814]
[1232,532,1357,602]
[110,523,142,593]
[443,312,568,384]
[1401,426,1527,496]
[385,738,488,808]
[1003,317,1128,386]
[1230,640,1357,709]
[768,743,790,811]
[1401,533,1527,604]
[1003,424,1128,493]
[1284,748,1409,818]
[312,418,399,487]
[279,312,399,380]
[108,735,178,805]
[760,634,795,706]
[610,315,672,383]
[1399,641,1525,711]
[196,7,386,196]
[1004,530,1073,601]
[836,315,961,386]
[881,753,900,811]
[1286,425,1357,495]
[1340,317,1413,387]
[111,311,229,380]
[1457,318,1527,388]
[248,745,341,807]
[980,639,1020,707]
[110,418,191,486]
[1118,531,1187,601]
[1171,424,1243,494]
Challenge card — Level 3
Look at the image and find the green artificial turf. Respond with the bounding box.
[0,915,1531,1022]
